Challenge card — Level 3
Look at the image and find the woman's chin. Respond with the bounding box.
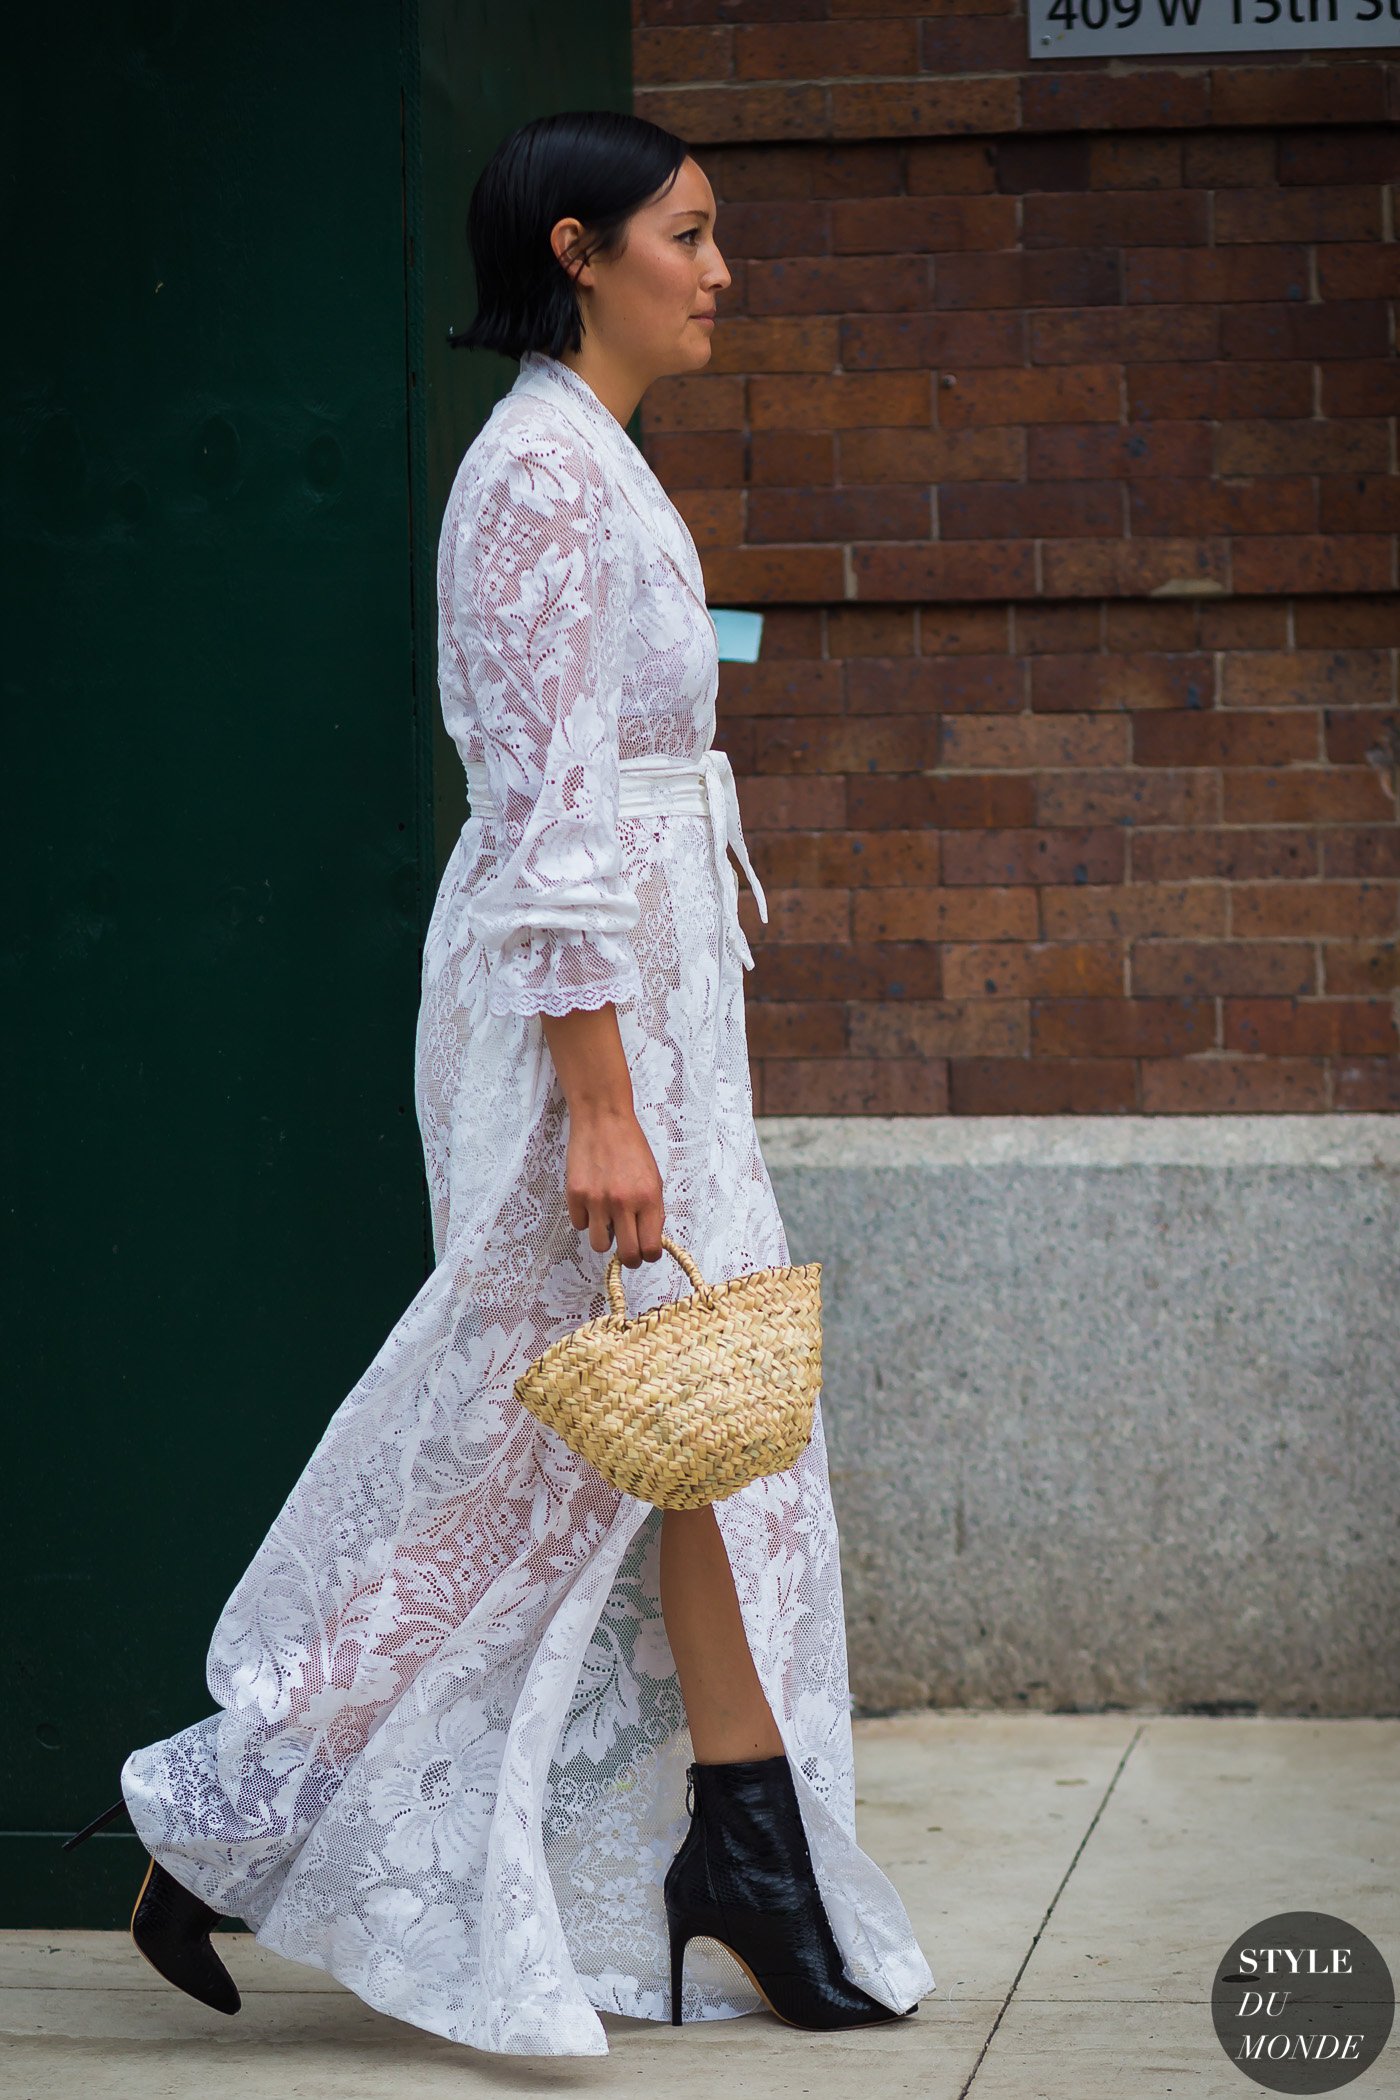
[660,337,713,378]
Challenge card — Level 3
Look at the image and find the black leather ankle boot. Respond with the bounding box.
[129,1854,242,2015]
[61,1797,242,2016]
[663,1752,918,2030]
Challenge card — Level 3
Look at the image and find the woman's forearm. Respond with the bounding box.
[540,1003,636,1118]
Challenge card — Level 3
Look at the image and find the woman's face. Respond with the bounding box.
[553,155,731,382]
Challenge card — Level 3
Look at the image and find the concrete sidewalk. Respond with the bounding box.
[5,1712,1396,2098]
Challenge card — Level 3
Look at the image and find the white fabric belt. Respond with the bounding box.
[462,747,768,972]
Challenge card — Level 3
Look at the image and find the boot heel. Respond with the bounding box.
[61,1798,129,1851]
[667,1905,690,2025]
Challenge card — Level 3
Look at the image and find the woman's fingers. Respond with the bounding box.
[638,1192,665,1265]
[591,1199,666,1268]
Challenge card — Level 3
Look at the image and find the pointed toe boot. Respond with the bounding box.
[663,1752,919,2031]
[129,1853,242,2015]
[62,1797,242,2016]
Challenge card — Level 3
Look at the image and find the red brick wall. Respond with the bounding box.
[634,11,1400,1113]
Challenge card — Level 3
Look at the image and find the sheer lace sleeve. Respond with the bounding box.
[455,429,643,1021]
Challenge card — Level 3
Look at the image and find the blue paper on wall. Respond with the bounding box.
[709,608,764,663]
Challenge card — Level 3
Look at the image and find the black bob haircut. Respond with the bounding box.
[448,110,693,361]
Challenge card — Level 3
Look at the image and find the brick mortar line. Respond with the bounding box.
[635,61,1365,87]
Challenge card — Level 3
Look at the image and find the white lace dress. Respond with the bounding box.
[119,349,935,2056]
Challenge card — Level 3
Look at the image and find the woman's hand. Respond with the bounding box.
[540,1004,665,1267]
[563,1102,665,1267]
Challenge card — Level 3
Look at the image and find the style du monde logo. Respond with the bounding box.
[1212,1912,1394,2092]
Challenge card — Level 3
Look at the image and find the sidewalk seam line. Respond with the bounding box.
[956,1721,1148,2097]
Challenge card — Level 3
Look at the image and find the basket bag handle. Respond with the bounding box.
[604,1234,706,1318]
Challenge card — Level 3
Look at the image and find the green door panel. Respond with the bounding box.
[4,0,630,1926]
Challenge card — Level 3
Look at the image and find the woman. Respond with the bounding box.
[63,110,935,2057]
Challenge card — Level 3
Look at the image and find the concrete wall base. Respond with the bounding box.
[756,1115,1400,1717]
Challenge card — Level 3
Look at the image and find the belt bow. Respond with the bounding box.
[697,746,768,972]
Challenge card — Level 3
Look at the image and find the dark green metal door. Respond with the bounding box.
[3,1,631,1925]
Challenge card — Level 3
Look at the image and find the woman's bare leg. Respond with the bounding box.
[659,1504,785,1763]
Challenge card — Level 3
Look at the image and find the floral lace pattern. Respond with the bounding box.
[119,352,935,2055]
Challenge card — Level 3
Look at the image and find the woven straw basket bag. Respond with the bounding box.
[513,1234,822,1510]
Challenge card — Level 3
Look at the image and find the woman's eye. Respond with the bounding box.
[678,228,701,244]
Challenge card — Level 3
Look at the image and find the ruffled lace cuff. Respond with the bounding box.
[484,926,643,1020]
